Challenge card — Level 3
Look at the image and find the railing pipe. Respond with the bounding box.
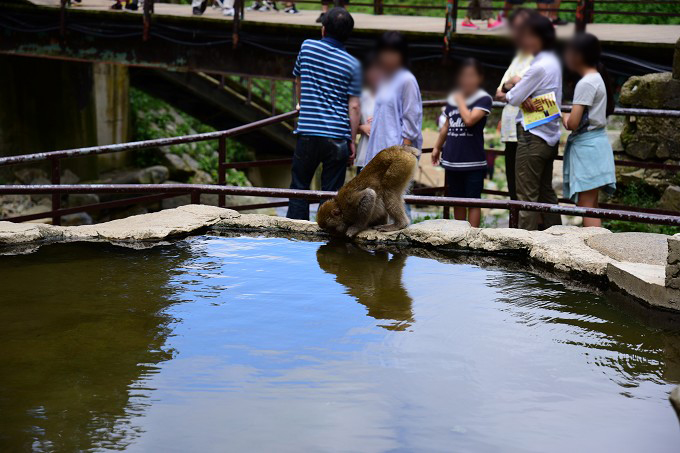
[0,110,299,167]
[50,158,61,226]
[3,185,680,228]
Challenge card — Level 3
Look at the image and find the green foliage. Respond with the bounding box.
[129,88,252,185]
[603,181,680,234]
[412,213,443,224]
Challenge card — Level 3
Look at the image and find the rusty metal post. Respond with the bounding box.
[191,190,201,204]
[143,0,153,41]
[232,0,241,49]
[51,158,61,226]
[218,137,226,208]
[509,205,519,228]
[247,77,252,105]
[575,0,594,33]
[59,0,67,43]
[374,0,383,15]
[442,172,450,219]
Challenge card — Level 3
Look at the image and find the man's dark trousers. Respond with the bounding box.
[287,135,349,220]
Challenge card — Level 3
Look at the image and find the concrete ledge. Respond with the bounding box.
[0,205,677,312]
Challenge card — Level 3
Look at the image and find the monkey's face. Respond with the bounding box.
[317,199,348,237]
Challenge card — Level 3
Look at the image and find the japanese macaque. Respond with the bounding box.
[316,242,413,331]
[317,145,418,238]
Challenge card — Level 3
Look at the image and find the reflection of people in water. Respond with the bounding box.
[316,242,414,331]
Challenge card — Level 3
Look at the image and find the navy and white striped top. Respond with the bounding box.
[293,37,362,140]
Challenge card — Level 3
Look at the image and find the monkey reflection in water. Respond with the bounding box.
[316,242,414,331]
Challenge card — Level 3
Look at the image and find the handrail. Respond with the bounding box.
[0,110,299,167]
[2,184,679,228]
[1,101,678,167]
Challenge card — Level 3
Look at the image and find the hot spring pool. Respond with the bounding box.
[2,234,679,452]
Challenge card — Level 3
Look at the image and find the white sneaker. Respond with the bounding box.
[223,7,234,15]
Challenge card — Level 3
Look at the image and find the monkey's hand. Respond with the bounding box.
[346,226,362,238]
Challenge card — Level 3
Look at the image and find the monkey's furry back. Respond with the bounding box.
[338,145,418,203]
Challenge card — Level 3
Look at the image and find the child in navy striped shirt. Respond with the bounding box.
[431,59,492,227]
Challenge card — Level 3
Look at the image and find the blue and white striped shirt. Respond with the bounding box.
[293,37,362,140]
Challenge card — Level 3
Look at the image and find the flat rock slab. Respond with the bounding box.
[586,232,669,266]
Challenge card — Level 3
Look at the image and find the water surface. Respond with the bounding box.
[1,235,679,452]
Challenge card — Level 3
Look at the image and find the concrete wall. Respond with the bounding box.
[0,56,130,179]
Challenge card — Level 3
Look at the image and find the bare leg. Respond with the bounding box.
[468,207,481,227]
[578,188,601,228]
[453,207,467,221]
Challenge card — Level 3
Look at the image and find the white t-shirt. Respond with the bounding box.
[355,88,375,167]
[573,72,608,133]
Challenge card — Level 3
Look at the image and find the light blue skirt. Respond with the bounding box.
[563,128,616,202]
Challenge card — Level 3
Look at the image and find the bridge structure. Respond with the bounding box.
[2,0,678,92]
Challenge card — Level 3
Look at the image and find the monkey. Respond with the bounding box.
[316,241,414,331]
[317,145,418,238]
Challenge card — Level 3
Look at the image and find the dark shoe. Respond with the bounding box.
[125,0,138,10]
[552,17,568,26]
[192,6,203,14]
[200,0,207,12]
[111,1,123,9]
[316,12,325,23]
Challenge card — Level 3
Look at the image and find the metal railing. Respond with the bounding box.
[0,100,679,228]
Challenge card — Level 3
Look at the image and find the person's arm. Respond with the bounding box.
[506,65,543,108]
[401,77,423,146]
[431,122,448,166]
[295,76,301,110]
[348,95,361,159]
[455,92,488,127]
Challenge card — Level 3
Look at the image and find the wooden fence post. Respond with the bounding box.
[575,0,594,33]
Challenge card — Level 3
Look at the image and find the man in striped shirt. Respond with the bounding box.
[287,7,362,220]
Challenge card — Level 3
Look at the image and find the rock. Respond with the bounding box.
[618,167,675,191]
[619,72,680,110]
[659,185,680,212]
[674,36,680,80]
[14,168,47,184]
[190,170,214,185]
[620,116,680,160]
[667,234,680,290]
[29,177,52,203]
[60,169,80,185]
[399,219,472,247]
[65,205,240,242]
[163,153,194,180]
[182,154,201,173]
[67,193,100,208]
[586,232,669,266]
[137,165,169,184]
[61,212,93,226]
[111,166,169,184]
[608,261,680,312]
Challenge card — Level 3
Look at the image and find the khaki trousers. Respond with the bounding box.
[515,125,562,230]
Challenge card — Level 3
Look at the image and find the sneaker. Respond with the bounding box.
[263,0,278,11]
[111,1,123,9]
[461,19,479,30]
[192,6,203,14]
[284,5,299,13]
[552,17,568,26]
[487,17,503,30]
[125,0,138,10]
[316,12,325,23]
[223,7,235,15]
[246,1,262,10]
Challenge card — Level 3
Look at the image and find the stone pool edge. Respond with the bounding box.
[1,204,679,314]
